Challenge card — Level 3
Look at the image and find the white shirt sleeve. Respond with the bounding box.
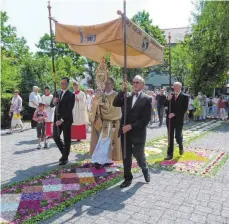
[29,93,34,102]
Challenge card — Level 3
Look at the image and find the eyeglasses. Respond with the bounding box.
[132,81,140,85]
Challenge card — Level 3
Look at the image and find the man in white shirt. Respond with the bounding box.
[29,86,41,128]
[113,75,152,188]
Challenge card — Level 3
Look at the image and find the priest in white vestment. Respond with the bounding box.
[71,82,88,141]
[41,86,54,137]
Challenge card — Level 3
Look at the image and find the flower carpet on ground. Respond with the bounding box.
[71,141,90,155]
[146,146,229,177]
[70,120,228,177]
[145,120,229,176]
[0,163,123,224]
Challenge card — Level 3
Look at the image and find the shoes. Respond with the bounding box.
[179,145,184,155]
[120,180,132,188]
[59,159,68,166]
[37,144,41,150]
[164,156,173,160]
[143,170,150,183]
[59,156,64,162]
[93,163,102,169]
[158,124,162,127]
[6,130,13,134]
[44,143,48,149]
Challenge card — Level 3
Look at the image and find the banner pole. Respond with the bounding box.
[47,1,59,135]
[168,32,172,149]
[123,0,127,159]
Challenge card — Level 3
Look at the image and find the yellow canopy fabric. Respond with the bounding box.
[55,18,164,68]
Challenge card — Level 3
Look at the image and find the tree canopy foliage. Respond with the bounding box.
[2,3,229,125]
[171,1,229,94]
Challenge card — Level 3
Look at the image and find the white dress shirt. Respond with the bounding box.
[60,89,67,100]
[29,92,41,108]
[132,90,143,108]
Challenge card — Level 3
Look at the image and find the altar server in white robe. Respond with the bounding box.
[71,82,88,141]
[41,86,54,137]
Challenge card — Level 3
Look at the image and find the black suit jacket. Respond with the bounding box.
[51,90,75,124]
[164,92,189,125]
[113,91,152,144]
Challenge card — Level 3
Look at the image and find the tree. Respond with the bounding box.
[36,34,86,82]
[131,11,168,80]
[188,1,229,94]
[171,40,191,86]
[1,11,31,126]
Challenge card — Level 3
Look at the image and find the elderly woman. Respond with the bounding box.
[29,86,41,128]
[7,90,24,134]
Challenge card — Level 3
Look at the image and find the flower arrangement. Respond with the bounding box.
[0,163,123,224]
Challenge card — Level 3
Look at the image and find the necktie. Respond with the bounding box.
[175,93,178,101]
[132,92,138,97]
[59,91,63,100]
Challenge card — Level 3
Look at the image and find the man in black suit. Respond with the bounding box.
[113,75,152,188]
[164,82,189,160]
[52,77,75,165]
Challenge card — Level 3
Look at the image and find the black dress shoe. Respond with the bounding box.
[120,180,132,188]
[179,149,184,155]
[143,170,150,183]
[164,156,173,160]
[93,163,102,169]
[59,156,64,162]
[59,159,68,166]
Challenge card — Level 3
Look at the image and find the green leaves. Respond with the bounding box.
[188,1,229,94]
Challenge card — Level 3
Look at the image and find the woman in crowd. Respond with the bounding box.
[218,96,227,121]
[212,96,219,119]
[7,90,24,134]
[188,95,194,122]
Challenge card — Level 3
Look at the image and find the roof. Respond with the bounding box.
[145,73,176,85]
[162,27,192,44]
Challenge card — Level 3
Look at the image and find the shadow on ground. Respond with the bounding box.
[42,181,146,224]
[1,162,58,187]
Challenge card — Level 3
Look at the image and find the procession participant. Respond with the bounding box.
[194,95,201,121]
[29,86,41,128]
[41,86,54,138]
[71,82,88,141]
[52,77,75,165]
[156,89,166,127]
[7,90,24,134]
[33,103,48,149]
[164,82,189,160]
[86,89,95,131]
[113,75,151,188]
[90,77,122,168]
[188,95,195,122]
[218,96,227,121]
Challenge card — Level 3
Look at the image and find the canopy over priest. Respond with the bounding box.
[71,82,88,141]
[90,59,122,168]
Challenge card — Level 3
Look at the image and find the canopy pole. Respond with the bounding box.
[168,32,172,148]
[47,1,59,135]
[123,0,127,159]
[168,32,172,91]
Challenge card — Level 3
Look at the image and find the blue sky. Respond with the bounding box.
[2,0,194,52]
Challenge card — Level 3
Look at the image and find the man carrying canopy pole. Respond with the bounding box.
[52,1,164,167]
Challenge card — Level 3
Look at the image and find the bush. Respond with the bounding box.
[1,93,12,128]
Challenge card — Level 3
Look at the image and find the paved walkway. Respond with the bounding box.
[40,123,229,224]
[1,121,229,224]
[0,121,167,186]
